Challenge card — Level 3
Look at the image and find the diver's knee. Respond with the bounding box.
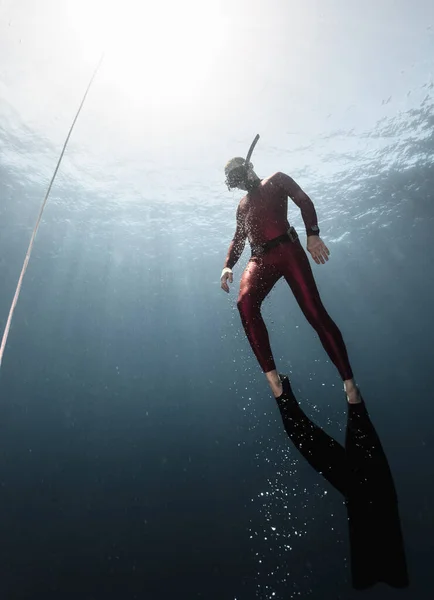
[305,311,323,330]
[309,311,334,333]
[237,294,253,316]
[237,295,246,314]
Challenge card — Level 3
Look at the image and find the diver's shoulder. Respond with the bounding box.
[267,171,290,182]
[237,195,248,211]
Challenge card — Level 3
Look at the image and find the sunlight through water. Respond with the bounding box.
[66,0,229,110]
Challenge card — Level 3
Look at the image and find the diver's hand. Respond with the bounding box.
[307,236,330,265]
[220,267,233,293]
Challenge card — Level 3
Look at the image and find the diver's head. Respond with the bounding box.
[224,157,260,192]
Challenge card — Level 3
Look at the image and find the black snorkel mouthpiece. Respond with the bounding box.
[225,134,260,190]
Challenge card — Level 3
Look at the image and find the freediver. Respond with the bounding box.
[220,136,361,405]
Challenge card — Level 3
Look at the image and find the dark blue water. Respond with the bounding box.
[1,1,434,598]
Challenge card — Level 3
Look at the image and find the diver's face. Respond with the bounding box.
[226,165,255,191]
[236,179,248,191]
[238,168,257,191]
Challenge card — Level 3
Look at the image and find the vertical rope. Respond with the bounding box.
[0,53,105,369]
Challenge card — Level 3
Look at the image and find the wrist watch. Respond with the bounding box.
[307,225,320,236]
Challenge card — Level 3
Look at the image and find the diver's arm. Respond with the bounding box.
[223,206,247,270]
[223,234,246,270]
[221,206,247,292]
[275,172,320,237]
[276,172,329,264]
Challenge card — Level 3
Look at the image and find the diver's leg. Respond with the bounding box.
[237,259,282,397]
[265,370,284,397]
[344,380,361,404]
[280,240,361,403]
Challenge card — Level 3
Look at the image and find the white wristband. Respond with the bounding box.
[221,267,233,278]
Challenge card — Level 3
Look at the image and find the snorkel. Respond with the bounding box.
[245,133,260,165]
[225,134,261,191]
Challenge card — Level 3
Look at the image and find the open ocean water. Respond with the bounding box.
[1,0,434,598]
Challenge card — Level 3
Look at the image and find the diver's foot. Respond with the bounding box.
[276,374,294,402]
[265,370,283,398]
[344,379,362,404]
[272,380,283,398]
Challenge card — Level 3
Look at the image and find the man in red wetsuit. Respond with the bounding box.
[221,157,361,404]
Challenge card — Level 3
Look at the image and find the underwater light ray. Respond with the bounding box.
[0,53,105,370]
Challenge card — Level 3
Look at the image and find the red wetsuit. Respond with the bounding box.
[224,172,353,381]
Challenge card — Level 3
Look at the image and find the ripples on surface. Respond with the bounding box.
[1,1,434,598]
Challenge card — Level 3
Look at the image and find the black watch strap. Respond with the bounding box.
[307,225,320,236]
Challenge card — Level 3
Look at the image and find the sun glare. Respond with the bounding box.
[67,0,228,106]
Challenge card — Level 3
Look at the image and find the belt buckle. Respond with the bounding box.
[288,227,298,242]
